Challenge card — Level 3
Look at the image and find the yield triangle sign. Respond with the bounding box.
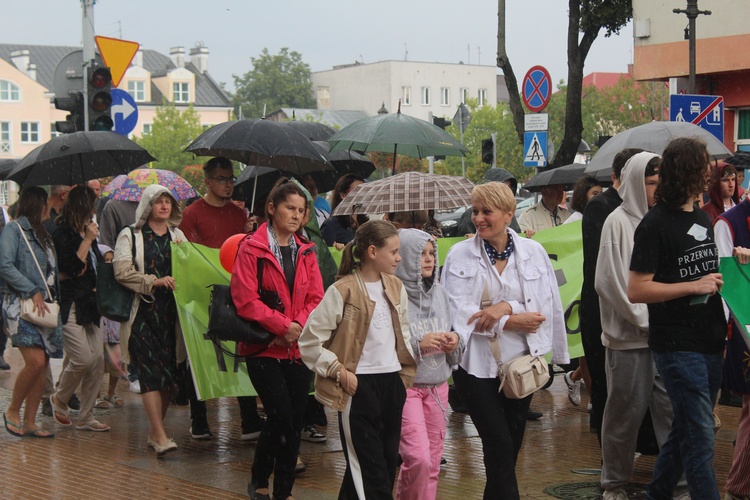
[95,36,140,88]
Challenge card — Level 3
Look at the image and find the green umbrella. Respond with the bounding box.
[327,102,469,175]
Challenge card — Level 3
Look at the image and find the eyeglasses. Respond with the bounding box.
[210,176,237,185]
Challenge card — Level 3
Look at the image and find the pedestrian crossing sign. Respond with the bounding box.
[524,131,547,167]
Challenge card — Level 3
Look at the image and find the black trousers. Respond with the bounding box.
[246,357,311,499]
[338,372,406,500]
[453,366,532,500]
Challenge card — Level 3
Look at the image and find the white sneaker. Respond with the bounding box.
[129,379,141,393]
[602,488,629,500]
[564,371,582,406]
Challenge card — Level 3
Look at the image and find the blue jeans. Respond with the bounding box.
[647,351,723,500]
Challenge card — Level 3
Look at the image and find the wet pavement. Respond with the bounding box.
[0,347,741,499]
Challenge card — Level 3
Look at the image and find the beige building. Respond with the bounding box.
[0,42,232,204]
[311,60,498,121]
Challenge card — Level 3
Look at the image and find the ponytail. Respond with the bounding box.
[335,220,398,280]
[337,241,358,279]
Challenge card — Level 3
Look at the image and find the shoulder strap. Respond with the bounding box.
[14,221,53,301]
[257,259,264,294]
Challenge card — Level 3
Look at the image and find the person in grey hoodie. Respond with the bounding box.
[394,228,464,500]
[595,152,684,500]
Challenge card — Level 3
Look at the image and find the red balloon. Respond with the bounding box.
[219,233,247,273]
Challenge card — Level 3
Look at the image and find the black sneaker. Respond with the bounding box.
[241,417,265,441]
[247,483,271,500]
[0,354,10,371]
[526,409,543,421]
[68,393,81,411]
[300,425,327,443]
[190,423,212,440]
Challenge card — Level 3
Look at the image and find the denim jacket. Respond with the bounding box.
[0,217,59,301]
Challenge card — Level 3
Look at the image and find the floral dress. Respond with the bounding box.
[127,225,177,393]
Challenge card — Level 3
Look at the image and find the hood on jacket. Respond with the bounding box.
[618,151,660,221]
[394,228,437,313]
[483,167,518,195]
[706,161,739,215]
[134,185,182,230]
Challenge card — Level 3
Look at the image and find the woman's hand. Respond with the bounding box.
[32,292,50,316]
[83,221,99,242]
[733,247,750,265]
[441,332,460,353]
[153,276,176,290]
[270,336,292,348]
[691,273,723,295]
[339,367,358,396]
[504,312,546,333]
[333,242,345,251]
[284,321,302,344]
[468,301,513,332]
[418,333,444,352]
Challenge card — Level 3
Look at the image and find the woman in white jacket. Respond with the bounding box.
[442,182,569,500]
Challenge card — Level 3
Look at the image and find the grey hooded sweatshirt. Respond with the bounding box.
[595,151,660,350]
[394,228,464,386]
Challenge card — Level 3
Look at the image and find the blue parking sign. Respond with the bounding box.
[670,94,723,143]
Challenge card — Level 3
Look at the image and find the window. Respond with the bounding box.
[421,87,431,106]
[142,123,152,135]
[478,89,487,106]
[50,123,62,139]
[0,80,20,102]
[20,122,39,143]
[402,86,411,106]
[460,88,470,104]
[128,80,146,102]
[738,109,750,141]
[441,87,450,106]
[173,82,189,103]
[0,122,11,153]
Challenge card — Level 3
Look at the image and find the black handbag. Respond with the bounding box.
[207,260,282,345]
[96,227,135,322]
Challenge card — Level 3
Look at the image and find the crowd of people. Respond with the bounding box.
[0,139,749,500]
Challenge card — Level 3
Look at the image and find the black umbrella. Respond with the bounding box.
[184,119,332,177]
[283,121,336,141]
[523,163,588,192]
[0,159,17,181]
[9,132,155,187]
[312,141,375,179]
[233,165,341,207]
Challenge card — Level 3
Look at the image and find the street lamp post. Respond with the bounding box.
[673,0,712,94]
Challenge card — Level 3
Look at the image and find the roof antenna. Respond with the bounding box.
[404,43,408,61]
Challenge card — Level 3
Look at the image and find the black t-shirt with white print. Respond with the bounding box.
[629,203,726,354]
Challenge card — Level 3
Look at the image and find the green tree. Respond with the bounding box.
[181,164,207,196]
[233,48,316,119]
[134,102,206,173]
[497,0,633,166]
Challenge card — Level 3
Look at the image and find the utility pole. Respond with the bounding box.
[81,0,96,130]
[673,0,711,94]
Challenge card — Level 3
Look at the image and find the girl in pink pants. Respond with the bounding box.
[394,229,464,500]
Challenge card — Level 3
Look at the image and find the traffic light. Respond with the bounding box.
[54,91,84,134]
[87,66,113,131]
[432,117,452,160]
[481,138,494,165]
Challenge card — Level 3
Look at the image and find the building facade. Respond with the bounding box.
[311,60,498,121]
[0,42,232,204]
[632,0,750,152]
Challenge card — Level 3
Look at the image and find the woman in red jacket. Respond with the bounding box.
[231,178,324,500]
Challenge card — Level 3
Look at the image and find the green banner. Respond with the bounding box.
[172,242,257,400]
[172,224,586,400]
[719,256,750,348]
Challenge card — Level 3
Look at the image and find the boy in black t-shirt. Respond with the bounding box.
[628,137,726,500]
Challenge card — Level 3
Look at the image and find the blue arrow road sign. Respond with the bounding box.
[111,88,139,136]
[670,94,723,143]
[524,131,547,167]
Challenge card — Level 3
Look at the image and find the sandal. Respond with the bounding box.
[25,428,55,438]
[49,395,71,426]
[76,420,110,432]
[94,398,113,409]
[4,413,24,437]
[108,395,124,407]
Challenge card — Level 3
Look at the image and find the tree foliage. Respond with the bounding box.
[497,0,633,166]
[134,102,206,173]
[368,152,425,179]
[233,48,316,119]
[181,164,207,196]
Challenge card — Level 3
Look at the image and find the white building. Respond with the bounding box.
[311,60,498,121]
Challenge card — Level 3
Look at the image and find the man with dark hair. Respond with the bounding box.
[518,184,571,238]
[580,147,643,440]
[179,156,265,442]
